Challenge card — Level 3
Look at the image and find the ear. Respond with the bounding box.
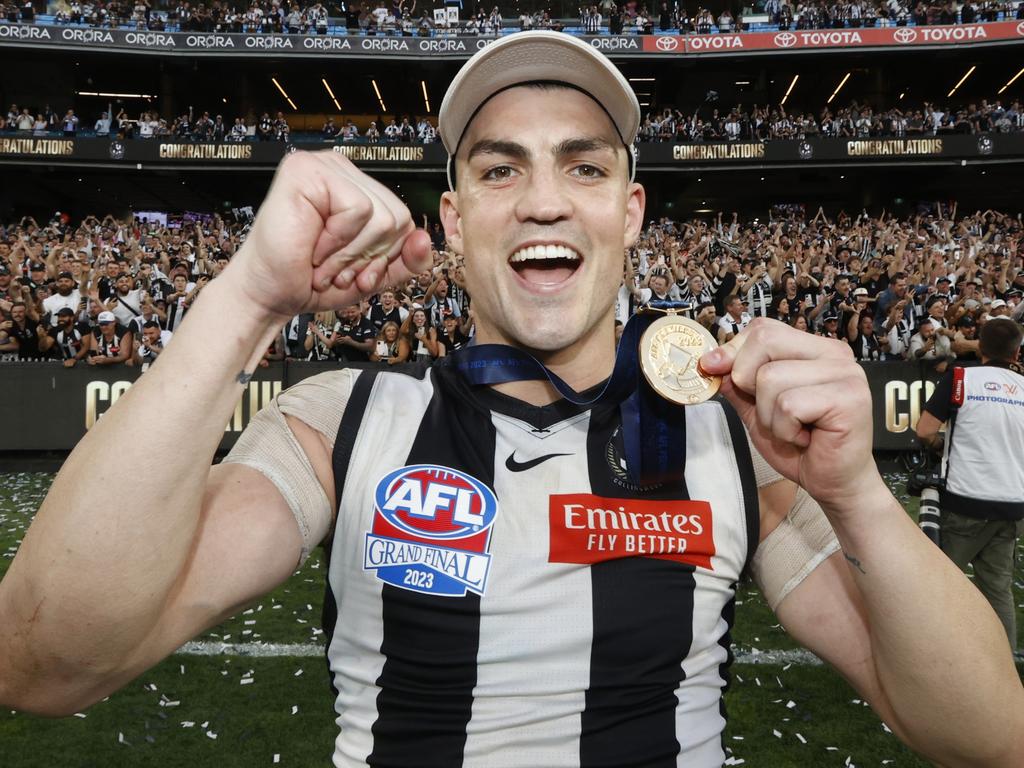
[440,190,464,255]
[623,182,646,250]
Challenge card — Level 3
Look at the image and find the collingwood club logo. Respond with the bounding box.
[977,135,994,155]
[798,141,814,160]
[109,141,126,160]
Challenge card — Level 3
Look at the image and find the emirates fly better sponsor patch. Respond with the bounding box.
[548,494,716,569]
[364,465,499,597]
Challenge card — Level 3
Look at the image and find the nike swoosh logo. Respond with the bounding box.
[505,452,571,473]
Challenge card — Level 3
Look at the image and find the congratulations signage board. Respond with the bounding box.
[0,359,952,453]
[0,21,1021,59]
[0,134,1022,168]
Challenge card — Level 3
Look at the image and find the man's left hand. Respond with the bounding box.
[700,318,881,514]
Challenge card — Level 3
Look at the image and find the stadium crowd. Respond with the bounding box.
[638,99,1024,142]
[4,98,1024,145]
[1,202,1022,369]
[3,0,1022,35]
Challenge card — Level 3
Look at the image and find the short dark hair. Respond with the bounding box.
[979,319,1023,363]
[143,320,161,330]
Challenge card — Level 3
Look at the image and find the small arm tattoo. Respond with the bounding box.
[844,552,867,575]
[236,370,254,385]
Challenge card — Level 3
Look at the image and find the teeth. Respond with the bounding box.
[509,244,581,263]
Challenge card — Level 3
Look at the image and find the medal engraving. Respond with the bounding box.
[639,316,721,405]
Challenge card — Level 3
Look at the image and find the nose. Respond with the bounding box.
[513,165,573,225]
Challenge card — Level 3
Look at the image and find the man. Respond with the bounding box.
[367,288,408,331]
[909,318,953,372]
[331,303,375,363]
[424,276,461,327]
[133,320,173,366]
[85,310,134,366]
[0,301,47,360]
[917,318,1024,656]
[108,272,148,327]
[716,293,750,343]
[41,271,83,325]
[1,32,1021,768]
[40,306,90,367]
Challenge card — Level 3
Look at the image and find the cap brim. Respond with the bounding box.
[439,31,639,159]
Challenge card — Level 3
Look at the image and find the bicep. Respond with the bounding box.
[105,463,303,692]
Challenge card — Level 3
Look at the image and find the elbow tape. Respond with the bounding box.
[751,487,840,611]
[222,397,333,567]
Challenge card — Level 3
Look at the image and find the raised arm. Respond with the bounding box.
[702,320,1024,767]
[0,152,432,717]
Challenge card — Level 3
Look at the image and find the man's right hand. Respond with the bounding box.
[226,151,432,321]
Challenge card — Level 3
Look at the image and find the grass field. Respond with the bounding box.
[1,468,1022,767]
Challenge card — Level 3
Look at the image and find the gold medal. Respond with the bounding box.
[639,315,721,405]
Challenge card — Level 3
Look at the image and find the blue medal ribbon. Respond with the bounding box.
[452,302,692,488]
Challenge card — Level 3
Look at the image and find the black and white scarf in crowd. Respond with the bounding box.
[745,275,773,318]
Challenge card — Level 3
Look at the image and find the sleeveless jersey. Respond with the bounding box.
[321,359,758,767]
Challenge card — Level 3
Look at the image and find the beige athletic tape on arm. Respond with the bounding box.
[748,431,785,489]
[222,369,355,566]
[751,487,841,612]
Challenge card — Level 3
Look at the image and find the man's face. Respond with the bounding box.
[381,291,396,308]
[11,305,25,323]
[343,304,361,323]
[436,278,449,297]
[56,277,74,295]
[892,278,908,297]
[928,299,946,318]
[920,322,935,340]
[173,275,187,291]
[116,275,131,293]
[143,326,161,345]
[106,262,119,278]
[441,86,643,353]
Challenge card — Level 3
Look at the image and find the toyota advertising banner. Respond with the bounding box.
[642,19,1024,55]
[0,21,1021,59]
[0,361,946,453]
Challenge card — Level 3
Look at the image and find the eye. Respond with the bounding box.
[482,165,517,182]
[571,164,605,179]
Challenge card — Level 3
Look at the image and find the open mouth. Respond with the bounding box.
[508,244,582,287]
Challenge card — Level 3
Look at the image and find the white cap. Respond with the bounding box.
[438,31,640,187]
[97,311,116,323]
[990,299,1007,309]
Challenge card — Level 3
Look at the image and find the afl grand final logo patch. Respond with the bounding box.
[363,464,499,597]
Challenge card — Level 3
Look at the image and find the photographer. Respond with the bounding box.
[916,318,1024,656]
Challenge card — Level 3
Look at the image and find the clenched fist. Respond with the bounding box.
[700,318,881,513]
[225,151,433,320]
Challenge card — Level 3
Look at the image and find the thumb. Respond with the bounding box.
[699,330,746,376]
[398,228,433,276]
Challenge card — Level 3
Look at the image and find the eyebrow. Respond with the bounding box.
[464,135,620,163]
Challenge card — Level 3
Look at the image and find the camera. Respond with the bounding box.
[906,467,945,547]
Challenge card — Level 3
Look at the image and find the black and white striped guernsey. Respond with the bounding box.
[322,358,759,767]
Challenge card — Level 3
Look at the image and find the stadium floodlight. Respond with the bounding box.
[322,78,341,112]
[826,72,852,105]
[76,91,156,99]
[946,65,976,98]
[422,81,431,114]
[780,75,799,106]
[272,77,298,111]
[372,79,388,113]
[997,67,1024,95]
